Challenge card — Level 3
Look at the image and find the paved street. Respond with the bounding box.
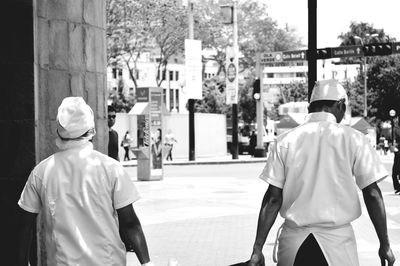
[125,155,400,266]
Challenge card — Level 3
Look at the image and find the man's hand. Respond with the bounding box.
[248,249,265,266]
[379,244,395,266]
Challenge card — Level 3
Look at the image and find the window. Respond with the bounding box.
[162,70,166,81]
[169,70,174,81]
[169,89,174,111]
[175,89,179,112]
[175,71,179,81]
[267,73,274,78]
[136,70,140,80]
[174,58,178,63]
[156,58,161,63]
[118,69,123,76]
[296,72,305,77]
[112,68,117,79]
[163,89,167,106]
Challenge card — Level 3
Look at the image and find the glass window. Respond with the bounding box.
[267,73,274,78]
[175,89,179,112]
[112,68,117,79]
[175,71,179,81]
[169,71,174,81]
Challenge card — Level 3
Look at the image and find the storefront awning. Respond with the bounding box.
[128,102,149,115]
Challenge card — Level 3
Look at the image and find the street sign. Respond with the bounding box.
[392,42,400,54]
[282,50,307,61]
[331,46,363,58]
[260,52,283,64]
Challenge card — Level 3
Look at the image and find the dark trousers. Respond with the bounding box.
[166,144,173,161]
[392,153,400,191]
[294,234,328,266]
[123,147,130,161]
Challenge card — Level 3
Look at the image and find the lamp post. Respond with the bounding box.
[390,109,397,149]
[353,33,378,118]
[221,2,239,159]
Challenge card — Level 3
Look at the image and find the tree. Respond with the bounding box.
[107,0,187,89]
[367,55,400,122]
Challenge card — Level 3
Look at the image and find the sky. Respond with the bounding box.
[263,0,400,48]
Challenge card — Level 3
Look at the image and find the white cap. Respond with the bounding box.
[56,97,95,139]
[310,79,348,104]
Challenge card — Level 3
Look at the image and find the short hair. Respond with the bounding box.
[108,105,116,113]
[308,100,337,112]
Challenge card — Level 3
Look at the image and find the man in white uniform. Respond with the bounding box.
[17,97,154,266]
[248,80,395,266]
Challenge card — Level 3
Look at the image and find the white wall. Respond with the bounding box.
[112,112,228,160]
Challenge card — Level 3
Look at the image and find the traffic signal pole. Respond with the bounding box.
[188,1,195,161]
[308,0,317,100]
[231,2,239,159]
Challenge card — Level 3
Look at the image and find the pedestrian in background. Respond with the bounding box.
[249,130,257,157]
[248,80,395,266]
[17,97,153,266]
[164,129,177,161]
[108,105,119,161]
[391,116,400,195]
[121,130,132,161]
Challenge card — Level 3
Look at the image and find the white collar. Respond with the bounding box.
[305,112,337,123]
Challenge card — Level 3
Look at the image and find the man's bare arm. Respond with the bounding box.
[17,209,37,266]
[362,182,395,266]
[117,204,150,264]
[249,184,283,266]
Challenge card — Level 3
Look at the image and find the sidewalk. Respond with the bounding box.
[125,152,400,265]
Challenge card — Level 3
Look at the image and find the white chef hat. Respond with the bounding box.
[310,79,348,105]
[56,97,95,140]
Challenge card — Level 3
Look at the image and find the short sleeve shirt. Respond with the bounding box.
[260,112,387,227]
[18,141,139,265]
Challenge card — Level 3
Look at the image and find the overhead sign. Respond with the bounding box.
[225,46,239,104]
[392,42,400,54]
[282,50,307,61]
[260,52,283,64]
[185,39,202,99]
[331,46,363,58]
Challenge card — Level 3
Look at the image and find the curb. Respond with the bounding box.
[122,158,268,167]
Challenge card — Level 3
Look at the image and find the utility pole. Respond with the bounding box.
[254,53,265,157]
[308,0,317,100]
[188,0,195,161]
[363,57,368,117]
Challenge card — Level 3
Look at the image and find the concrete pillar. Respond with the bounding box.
[0,0,107,264]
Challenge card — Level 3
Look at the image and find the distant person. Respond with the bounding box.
[121,131,132,161]
[384,138,389,155]
[391,117,400,195]
[249,130,257,157]
[152,128,162,169]
[17,97,153,266]
[164,129,177,161]
[248,80,394,266]
[108,105,119,161]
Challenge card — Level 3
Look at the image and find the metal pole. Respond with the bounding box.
[231,2,239,159]
[308,0,317,101]
[188,1,195,161]
[363,57,368,117]
[255,53,265,157]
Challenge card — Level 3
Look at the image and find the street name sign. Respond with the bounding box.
[331,46,363,58]
[260,52,283,64]
[282,50,307,61]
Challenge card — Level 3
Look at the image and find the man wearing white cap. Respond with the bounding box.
[17,97,154,266]
[248,80,395,266]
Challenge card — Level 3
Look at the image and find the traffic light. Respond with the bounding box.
[316,48,332,59]
[364,43,392,56]
[253,79,260,100]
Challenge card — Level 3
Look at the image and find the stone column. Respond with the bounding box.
[35,0,108,158]
[0,0,108,264]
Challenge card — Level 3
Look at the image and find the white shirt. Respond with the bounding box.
[260,112,387,228]
[18,140,140,266]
